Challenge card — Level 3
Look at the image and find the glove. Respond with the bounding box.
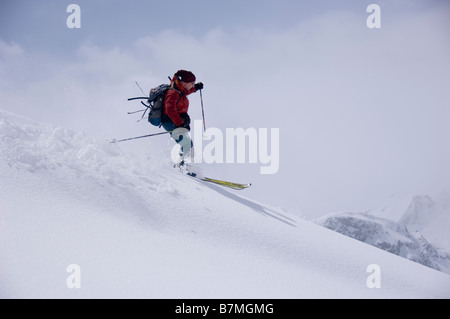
[179,113,191,130]
[180,113,190,125]
[194,82,204,91]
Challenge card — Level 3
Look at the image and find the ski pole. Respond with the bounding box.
[200,89,206,132]
[110,131,171,143]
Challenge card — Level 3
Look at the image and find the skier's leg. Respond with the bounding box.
[171,127,193,164]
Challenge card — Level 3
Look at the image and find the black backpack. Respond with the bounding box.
[128,83,178,127]
[147,84,171,126]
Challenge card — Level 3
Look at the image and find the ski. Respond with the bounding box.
[186,172,251,190]
[202,176,252,190]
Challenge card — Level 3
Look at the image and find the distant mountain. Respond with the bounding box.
[371,194,450,251]
[315,195,450,274]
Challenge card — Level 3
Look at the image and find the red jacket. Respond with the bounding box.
[163,79,196,127]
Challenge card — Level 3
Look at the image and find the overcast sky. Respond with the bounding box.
[1,0,449,219]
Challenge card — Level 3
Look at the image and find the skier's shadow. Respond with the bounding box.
[204,183,296,227]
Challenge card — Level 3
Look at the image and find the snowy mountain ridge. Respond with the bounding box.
[313,170,450,275]
[370,192,450,240]
[1,109,449,298]
[315,211,450,274]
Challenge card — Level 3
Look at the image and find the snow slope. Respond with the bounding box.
[1,109,449,298]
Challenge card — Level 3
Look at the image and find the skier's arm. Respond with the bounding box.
[164,90,184,127]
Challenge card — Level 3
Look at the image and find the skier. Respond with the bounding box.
[161,70,203,168]
[122,73,251,190]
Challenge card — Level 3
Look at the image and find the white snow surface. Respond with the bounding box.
[1,109,449,298]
